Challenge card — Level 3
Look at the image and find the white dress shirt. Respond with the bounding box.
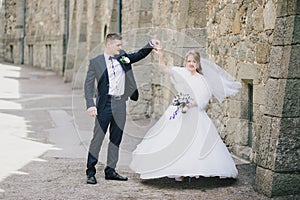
[104,53,125,96]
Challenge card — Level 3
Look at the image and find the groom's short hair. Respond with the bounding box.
[105,33,122,44]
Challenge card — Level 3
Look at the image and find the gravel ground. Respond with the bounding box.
[1,157,299,200]
[0,157,269,200]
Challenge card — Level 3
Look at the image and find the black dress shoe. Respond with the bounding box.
[87,175,97,184]
[105,171,128,181]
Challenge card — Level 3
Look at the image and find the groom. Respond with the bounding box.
[84,32,160,184]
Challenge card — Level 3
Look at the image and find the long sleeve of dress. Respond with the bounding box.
[170,60,241,110]
[170,67,212,110]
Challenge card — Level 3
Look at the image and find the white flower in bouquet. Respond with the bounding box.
[169,93,191,120]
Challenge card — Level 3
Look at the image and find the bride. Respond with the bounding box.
[129,49,241,181]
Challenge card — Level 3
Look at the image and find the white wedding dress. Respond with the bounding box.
[130,58,241,179]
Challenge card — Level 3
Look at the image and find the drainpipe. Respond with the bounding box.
[21,0,26,64]
[63,0,69,75]
[117,0,122,33]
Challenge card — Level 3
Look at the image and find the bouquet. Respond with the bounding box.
[169,93,191,120]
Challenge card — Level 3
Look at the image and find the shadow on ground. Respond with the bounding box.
[140,163,255,191]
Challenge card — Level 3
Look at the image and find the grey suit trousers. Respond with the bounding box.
[86,96,126,176]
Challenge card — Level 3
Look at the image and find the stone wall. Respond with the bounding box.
[0,1,4,61]
[1,0,18,63]
[255,0,300,196]
[24,0,65,73]
[0,0,66,71]
[64,0,116,87]
[206,0,276,162]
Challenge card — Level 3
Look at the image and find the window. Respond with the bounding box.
[247,82,253,147]
[46,44,51,68]
[9,45,13,62]
[28,45,33,66]
[102,24,107,43]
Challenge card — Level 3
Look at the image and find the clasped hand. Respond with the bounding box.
[181,101,196,113]
[87,106,97,117]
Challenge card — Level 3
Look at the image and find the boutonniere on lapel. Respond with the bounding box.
[120,56,130,64]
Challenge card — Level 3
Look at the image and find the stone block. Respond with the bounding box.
[180,28,207,48]
[90,33,102,44]
[253,103,264,123]
[219,15,233,35]
[72,67,86,90]
[281,79,300,118]
[138,11,152,25]
[294,15,300,44]
[269,46,291,78]
[185,0,206,28]
[273,16,296,46]
[228,100,246,119]
[251,122,261,151]
[265,78,300,117]
[255,166,274,197]
[240,100,248,120]
[256,43,270,64]
[234,145,252,161]
[252,6,264,32]
[128,100,149,119]
[237,62,259,81]
[264,78,285,117]
[123,29,152,49]
[134,64,153,85]
[139,0,152,11]
[270,44,300,79]
[289,44,300,78]
[274,117,300,171]
[253,84,265,105]
[225,56,237,76]
[263,0,277,30]
[255,166,300,197]
[276,0,300,16]
[271,172,300,196]
[232,10,241,34]
[233,119,249,146]
[257,115,278,169]
[63,69,74,83]
[258,115,300,171]
[232,42,256,63]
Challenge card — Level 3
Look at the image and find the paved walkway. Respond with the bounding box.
[0,63,295,199]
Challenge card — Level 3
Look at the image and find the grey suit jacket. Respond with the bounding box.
[84,42,153,111]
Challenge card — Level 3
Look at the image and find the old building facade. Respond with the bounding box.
[0,0,299,197]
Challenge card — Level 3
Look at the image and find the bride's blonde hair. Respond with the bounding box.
[184,50,203,74]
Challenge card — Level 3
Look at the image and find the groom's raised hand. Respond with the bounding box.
[150,39,161,50]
